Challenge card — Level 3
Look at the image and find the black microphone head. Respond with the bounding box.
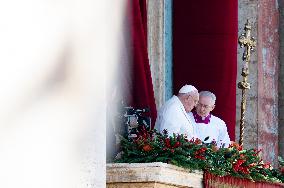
[143,108,150,113]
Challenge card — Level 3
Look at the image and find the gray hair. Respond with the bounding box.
[199,91,216,104]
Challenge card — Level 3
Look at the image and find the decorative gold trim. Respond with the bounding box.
[238,20,256,146]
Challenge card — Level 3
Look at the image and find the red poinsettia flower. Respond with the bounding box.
[173,141,181,148]
[195,147,207,155]
[194,155,206,160]
[164,138,171,148]
[240,166,250,174]
[263,162,271,169]
[233,159,247,172]
[229,142,243,151]
[280,167,284,174]
[249,163,256,167]
[142,144,152,152]
[194,138,202,145]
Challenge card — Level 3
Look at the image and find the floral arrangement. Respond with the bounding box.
[115,126,284,184]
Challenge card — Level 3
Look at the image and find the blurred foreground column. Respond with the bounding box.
[0,1,125,188]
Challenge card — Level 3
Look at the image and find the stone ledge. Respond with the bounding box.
[107,162,203,188]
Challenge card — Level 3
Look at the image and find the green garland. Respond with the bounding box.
[115,127,284,184]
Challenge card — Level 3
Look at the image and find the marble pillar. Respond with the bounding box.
[147,0,173,110]
[238,0,280,166]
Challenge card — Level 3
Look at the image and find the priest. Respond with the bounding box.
[188,91,231,148]
[155,84,199,139]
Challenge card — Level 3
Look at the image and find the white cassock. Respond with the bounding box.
[155,96,194,139]
[188,112,231,148]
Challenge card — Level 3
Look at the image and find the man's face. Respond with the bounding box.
[196,96,215,117]
[184,92,199,113]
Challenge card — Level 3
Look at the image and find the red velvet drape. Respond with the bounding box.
[204,171,284,188]
[128,0,157,128]
[173,0,238,141]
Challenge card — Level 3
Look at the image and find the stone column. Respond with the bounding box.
[238,0,279,166]
[257,0,279,166]
[147,0,173,110]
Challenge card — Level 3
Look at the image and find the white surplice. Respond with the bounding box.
[188,112,231,148]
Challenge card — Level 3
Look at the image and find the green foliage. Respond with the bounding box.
[115,128,284,184]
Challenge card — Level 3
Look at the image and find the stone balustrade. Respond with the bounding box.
[107,162,203,188]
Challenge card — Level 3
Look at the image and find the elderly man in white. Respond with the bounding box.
[188,91,231,148]
[155,85,199,139]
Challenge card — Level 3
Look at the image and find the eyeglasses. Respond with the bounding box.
[196,103,212,109]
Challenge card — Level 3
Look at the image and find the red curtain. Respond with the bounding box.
[173,0,238,141]
[127,0,157,128]
[204,171,284,188]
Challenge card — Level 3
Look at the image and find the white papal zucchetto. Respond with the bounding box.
[178,84,197,94]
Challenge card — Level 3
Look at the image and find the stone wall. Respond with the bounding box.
[257,0,279,166]
[237,0,279,166]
